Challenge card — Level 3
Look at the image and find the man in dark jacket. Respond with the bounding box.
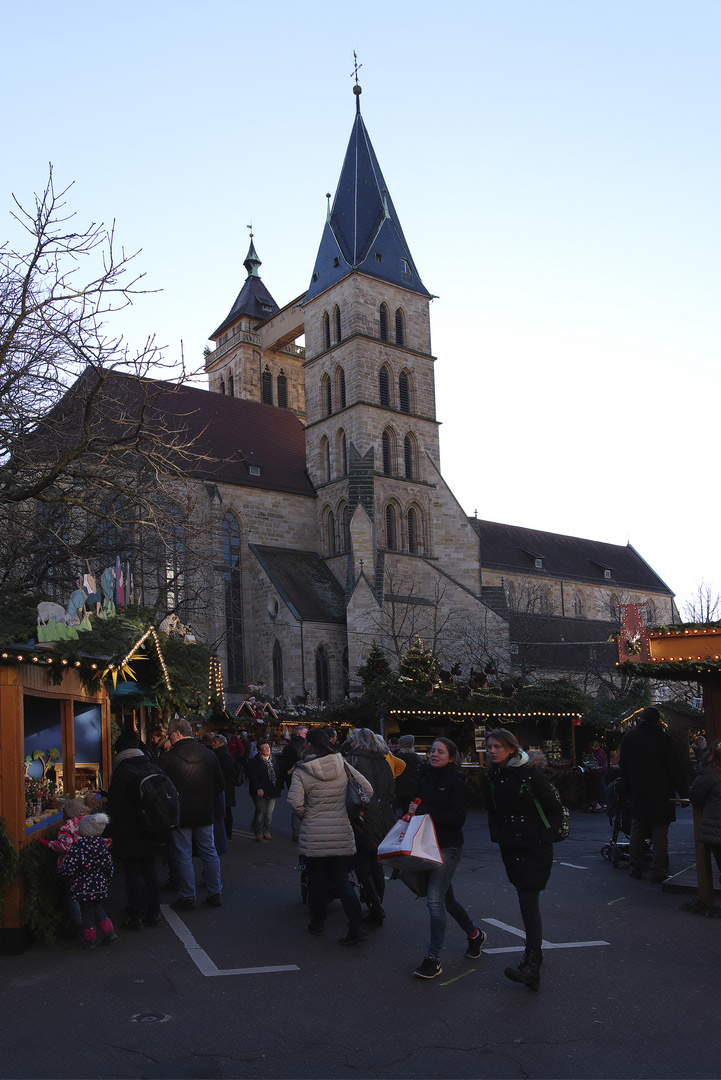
[620,706,689,882]
[212,734,237,841]
[161,718,225,909]
[281,725,308,841]
[106,747,164,929]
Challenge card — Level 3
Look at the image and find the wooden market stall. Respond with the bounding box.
[0,653,111,953]
[617,604,721,907]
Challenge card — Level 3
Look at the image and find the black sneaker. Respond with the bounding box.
[465,929,487,958]
[338,930,368,945]
[170,897,197,911]
[144,915,163,928]
[306,923,325,936]
[204,893,222,907]
[414,957,442,979]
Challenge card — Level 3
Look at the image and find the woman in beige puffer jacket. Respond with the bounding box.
[288,729,373,944]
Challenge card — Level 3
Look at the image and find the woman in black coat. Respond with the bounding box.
[483,728,563,991]
[105,748,164,929]
[212,734,237,842]
[406,738,485,980]
[344,729,396,926]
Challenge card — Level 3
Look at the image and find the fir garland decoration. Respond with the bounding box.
[0,818,19,921]
[18,841,66,947]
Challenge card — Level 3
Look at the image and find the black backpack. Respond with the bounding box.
[138,769,180,836]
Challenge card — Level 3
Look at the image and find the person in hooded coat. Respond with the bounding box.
[105,747,165,929]
[483,728,563,992]
[620,706,688,882]
[344,729,395,926]
[689,738,721,882]
[288,728,372,945]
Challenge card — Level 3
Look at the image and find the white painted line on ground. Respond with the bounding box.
[480,917,609,954]
[161,905,300,977]
[559,862,588,869]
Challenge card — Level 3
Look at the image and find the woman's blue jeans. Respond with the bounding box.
[252,797,276,836]
[426,846,474,960]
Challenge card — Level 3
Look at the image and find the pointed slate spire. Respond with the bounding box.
[244,236,262,278]
[210,234,279,339]
[305,85,431,303]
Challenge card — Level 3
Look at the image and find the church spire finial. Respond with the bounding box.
[351,50,362,114]
[244,222,261,279]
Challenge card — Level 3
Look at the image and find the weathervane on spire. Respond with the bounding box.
[351,50,362,111]
[247,221,253,239]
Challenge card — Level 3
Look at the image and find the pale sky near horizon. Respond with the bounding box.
[1,0,718,615]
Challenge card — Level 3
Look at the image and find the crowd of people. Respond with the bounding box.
[39,712,719,988]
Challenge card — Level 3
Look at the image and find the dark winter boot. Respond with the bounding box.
[361,878,386,927]
[504,948,542,991]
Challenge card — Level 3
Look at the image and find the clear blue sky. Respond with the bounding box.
[2,0,718,614]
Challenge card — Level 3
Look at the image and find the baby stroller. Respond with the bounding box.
[601,778,652,868]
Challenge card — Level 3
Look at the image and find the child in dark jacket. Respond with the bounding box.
[58,813,117,950]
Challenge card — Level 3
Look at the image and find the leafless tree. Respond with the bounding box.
[683,581,720,624]
[0,168,209,608]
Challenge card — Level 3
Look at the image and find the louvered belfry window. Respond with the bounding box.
[385,505,396,550]
[395,309,404,345]
[399,371,410,413]
[323,311,331,350]
[277,371,288,409]
[322,374,332,416]
[338,367,346,409]
[408,508,417,554]
[334,305,342,343]
[262,367,273,405]
[404,435,413,479]
[379,366,390,407]
[382,431,391,475]
[379,303,389,341]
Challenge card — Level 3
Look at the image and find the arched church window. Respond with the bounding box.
[408,508,418,554]
[324,507,336,555]
[220,379,225,396]
[379,303,389,341]
[320,435,331,483]
[399,371,410,413]
[321,373,332,416]
[228,373,234,398]
[222,513,243,686]
[334,305,342,343]
[573,594,583,617]
[262,367,273,405]
[323,311,331,351]
[382,430,392,475]
[404,435,414,480]
[337,367,346,409]
[385,504,397,550]
[277,370,288,409]
[316,645,330,702]
[379,366,390,407]
[395,309,405,345]
[273,640,284,698]
[336,429,348,476]
[338,502,350,552]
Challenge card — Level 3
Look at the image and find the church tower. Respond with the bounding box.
[303,81,441,594]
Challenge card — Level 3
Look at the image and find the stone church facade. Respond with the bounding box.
[169,87,677,704]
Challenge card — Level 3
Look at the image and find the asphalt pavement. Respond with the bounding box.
[1,792,719,1080]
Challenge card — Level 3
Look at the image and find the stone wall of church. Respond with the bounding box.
[480,568,676,625]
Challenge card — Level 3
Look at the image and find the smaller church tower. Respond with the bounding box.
[205,237,306,418]
[303,80,441,594]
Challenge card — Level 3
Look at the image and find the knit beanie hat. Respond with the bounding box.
[398,735,415,749]
[79,813,109,837]
[62,797,93,821]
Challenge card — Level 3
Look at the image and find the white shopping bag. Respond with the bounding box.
[377,814,443,870]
